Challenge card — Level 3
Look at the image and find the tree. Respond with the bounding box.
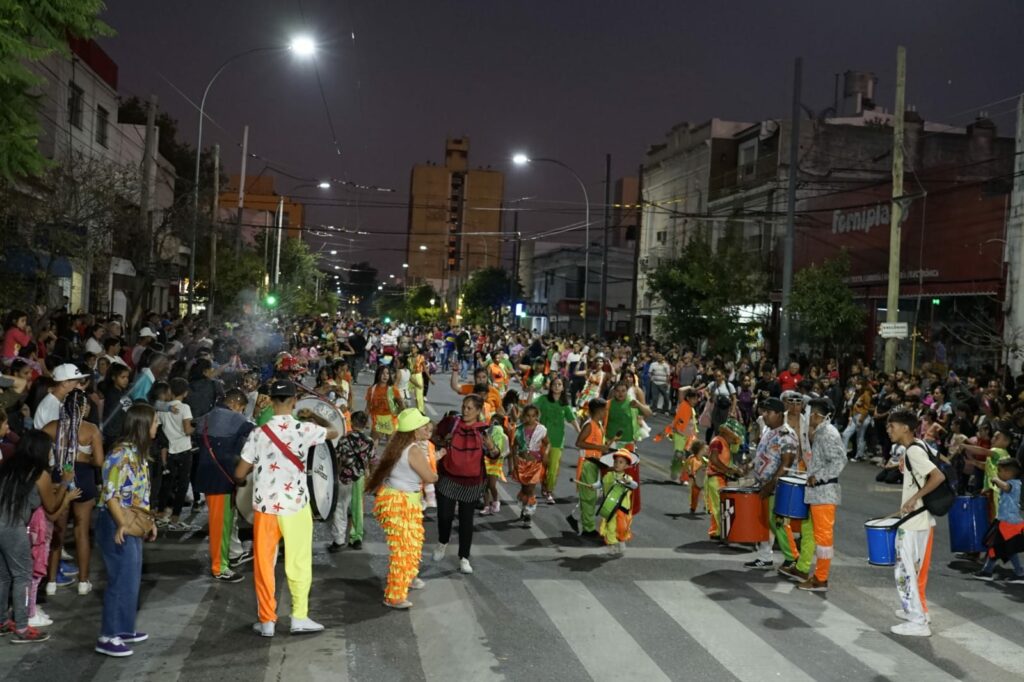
[0,1,111,180]
[461,267,520,324]
[646,232,768,354]
[789,251,864,353]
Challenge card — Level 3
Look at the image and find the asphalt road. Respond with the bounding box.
[3,372,1023,681]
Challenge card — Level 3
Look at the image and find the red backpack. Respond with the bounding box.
[443,417,485,478]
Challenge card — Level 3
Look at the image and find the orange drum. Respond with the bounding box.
[720,487,770,544]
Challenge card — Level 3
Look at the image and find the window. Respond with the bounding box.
[68,82,84,129]
[95,105,109,147]
[738,139,757,178]
[656,230,667,245]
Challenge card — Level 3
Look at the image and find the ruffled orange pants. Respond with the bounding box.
[374,488,424,604]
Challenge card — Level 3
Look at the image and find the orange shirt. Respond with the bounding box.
[707,435,732,478]
[366,384,400,418]
[578,419,606,459]
[458,384,503,416]
[672,401,696,437]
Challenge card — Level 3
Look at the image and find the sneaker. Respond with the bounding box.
[155,516,170,528]
[894,609,931,624]
[45,582,57,596]
[493,500,500,514]
[59,560,78,577]
[290,617,325,634]
[566,514,580,535]
[778,560,795,571]
[117,632,148,643]
[779,565,810,582]
[1006,574,1024,584]
[432,543,448,562]
[78,580,93,596]
[94,636,132,656]
[0,620,15,636]
[348,539,362,550]
[480,505,493,516]
[409,577,426,590]
[545,492,556,505]
[169,522,197,532]
[49,571,75,591]
[252,621,275,637]
[523,517,533,529]
[797,576,829,592]
[229,550,254,567]
[971,570,995,582]
[327,542,344,554]
[383,599,412,610]
[60,549,73,562]
[459,558,473,574]
[28,612,53,628]
[10,626,49,644]
[744,559,774,570]
[890,621,931,637]
[213,570,244,584]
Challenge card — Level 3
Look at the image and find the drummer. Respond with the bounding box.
[776,390,816,582]
[195,389,254,583]
[744,397,800,570]
[705,419,745,540]
[797,398,847,592]
[234,379,340,638]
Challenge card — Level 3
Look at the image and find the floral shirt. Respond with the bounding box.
[101,443,151,510]
[337,431,375,484]
[241,415,327,516]
[752,423,798,486]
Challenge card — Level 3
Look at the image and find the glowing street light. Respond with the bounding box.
[317,180,331,189]
[388,274,395,279]
[419,244,427,251]
[402,263,408,269]
[289,35,316,56]
[330,250,337,255]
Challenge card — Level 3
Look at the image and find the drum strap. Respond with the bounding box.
[202,423,236,486]
[809,477,839,487]
[260,425,306,473]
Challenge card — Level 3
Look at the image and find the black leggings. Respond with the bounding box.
[436,491,476,559]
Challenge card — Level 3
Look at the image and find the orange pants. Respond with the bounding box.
[207,493,233,577]
[374,488,424,604]
[689,484,702,512]
[810,504,835,581]
[253,506,313,624]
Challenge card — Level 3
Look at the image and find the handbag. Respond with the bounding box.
[121,505,156,537]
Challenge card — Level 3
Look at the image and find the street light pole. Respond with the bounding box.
[512,154,591,336]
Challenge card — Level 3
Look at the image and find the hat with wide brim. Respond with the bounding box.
[600,448,639,467]
[397,408,430,433]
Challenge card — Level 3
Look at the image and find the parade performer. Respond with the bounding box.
[705,419,745,539]
[597,449,640,554]
[235,380,338,637]
[656,387,700,483]
[512,405,549,528]
[567,398,614,536]
[195,389,253,583]
[408,346,432,414]
[777,391,816,582]
[328,411,375,552]
[745,398,799,570]
[686,440,708,514]
[366,366,403,444]
[450,367,503,419]
[481,414,509,516]
[534,377,579,505]
[366,408,437,609]
[487,353,509,395]
[798,398,847,591]
[605,382,653,513]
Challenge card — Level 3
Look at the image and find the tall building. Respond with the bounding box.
[406,138,504,297]
[219,174,306,247]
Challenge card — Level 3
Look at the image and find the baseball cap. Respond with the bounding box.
[780,390,806,403]
[139,328,157,338]
[53,363,88,382]
[268,380,296,398]
[761,397,785,413]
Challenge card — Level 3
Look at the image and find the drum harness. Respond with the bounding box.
[260,424,306,473]
[201,422,236,485]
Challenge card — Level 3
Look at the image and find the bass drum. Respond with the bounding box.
[234,473,255,525]
[307,440,339,522]
[295,395,347,445]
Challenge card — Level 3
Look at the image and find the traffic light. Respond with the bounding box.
[264,292,279,309]
[931,298,940,306]
[384,316,391,324]
[579,301,586,318]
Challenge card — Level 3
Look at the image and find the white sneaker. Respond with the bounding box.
[45,582,57,596]
[28,612,53,627]
[290,617,325,634]
[409,577,426,590]
[493,500,500,513]
[252,621,275,637]
[432,543,448,562]
[459,558,473,574]
[78,580,93,595]
[894,608,931,624]
[890,621,931,637]
[61,549,73,562]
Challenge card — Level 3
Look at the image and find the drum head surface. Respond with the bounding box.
[235,474,255,525]
[308,441,339,521]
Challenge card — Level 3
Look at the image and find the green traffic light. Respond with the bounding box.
[931,298,940,306]
[265,293,279,308]
[384,316,391,324]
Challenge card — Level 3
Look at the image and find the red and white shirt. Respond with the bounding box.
[241,415,327,516]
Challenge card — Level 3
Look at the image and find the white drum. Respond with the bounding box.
[295,395,346,445]
[234,473,255,525]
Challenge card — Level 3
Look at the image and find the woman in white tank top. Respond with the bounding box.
[365,408,438,610]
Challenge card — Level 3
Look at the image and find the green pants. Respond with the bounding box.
[331,476,365,544]
[670,452,685,481]
[794,516,815,572]
[705,475,723,538]
[578,459,600,533]
[768,495,814,566]
[544,447,564,494]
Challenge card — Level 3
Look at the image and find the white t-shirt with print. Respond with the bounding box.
[241,414,327,516]
[899,443,937,531]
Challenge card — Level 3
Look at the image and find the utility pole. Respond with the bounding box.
[1007,95,1024,374]
[208,144,219,322]
[630,163,643,332]
[778,56,801,370]
[511,211,520,328]
[137,95,158,316]
[600,153,611,339]
[235,125,249,253]
[274,196,284,285]
[884,46,907,373]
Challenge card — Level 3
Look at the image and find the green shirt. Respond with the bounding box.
[533,395,576,448]
[986,447,1009,506]
[607,398,635,444]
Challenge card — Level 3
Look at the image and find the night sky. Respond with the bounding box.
[100,0,1024,271]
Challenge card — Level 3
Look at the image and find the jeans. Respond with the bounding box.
[97,510,142,638]
[0,525,31,629]
[982,553,1023,575]
[459,358,472,381]
[436,491,476,559]
[842,414,872,458]
[650,383,670,413]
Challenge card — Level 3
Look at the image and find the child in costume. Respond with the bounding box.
[597,449,640,554]
[686,440,708,514]
[481,414,509,516]
[513,405,549,528]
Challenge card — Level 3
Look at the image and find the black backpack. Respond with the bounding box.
[901,440,955,519]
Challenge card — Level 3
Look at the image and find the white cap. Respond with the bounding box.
[139,328,157,339]
[53,363,88,382]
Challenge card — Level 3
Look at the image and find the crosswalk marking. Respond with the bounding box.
[860,586,1024,676]
[409,578,504,681]
[748,582,957,680]
[526,579,670,682]
[638,580,815,682]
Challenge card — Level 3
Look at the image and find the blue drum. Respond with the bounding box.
[864,517,899,566]
[774,476,809,519]
[948,495,989,553]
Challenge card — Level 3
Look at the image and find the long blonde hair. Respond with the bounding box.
[365,430,416,493]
